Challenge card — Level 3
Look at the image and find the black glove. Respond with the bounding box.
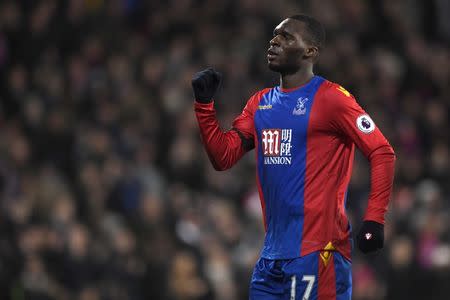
[357,220,384,254]
[191,67,222,103]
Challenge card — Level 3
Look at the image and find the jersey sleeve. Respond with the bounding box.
[194,89,268,171]
[324,83,396,224]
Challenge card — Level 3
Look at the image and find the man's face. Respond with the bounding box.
[267,19,312,74]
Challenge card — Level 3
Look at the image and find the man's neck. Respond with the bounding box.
[280,65,314,90]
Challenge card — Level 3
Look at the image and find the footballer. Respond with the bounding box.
[192,15,395,300]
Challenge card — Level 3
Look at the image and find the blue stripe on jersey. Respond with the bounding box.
[334,253,352,300]
[254,76,325,259]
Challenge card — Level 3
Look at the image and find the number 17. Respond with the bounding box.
[290,275,315,300]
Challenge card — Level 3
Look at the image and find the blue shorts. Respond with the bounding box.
[249,251,351,300]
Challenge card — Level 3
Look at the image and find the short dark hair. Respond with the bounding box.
[288,14,326,49]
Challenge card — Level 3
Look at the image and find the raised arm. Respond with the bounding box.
[192,68,267,171]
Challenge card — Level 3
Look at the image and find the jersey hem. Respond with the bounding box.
[261,240,352,261]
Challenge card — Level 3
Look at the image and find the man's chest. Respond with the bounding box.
[254,93,316,153]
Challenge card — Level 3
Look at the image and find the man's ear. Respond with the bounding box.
[304,46,319,60]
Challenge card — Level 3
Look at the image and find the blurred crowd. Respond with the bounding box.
[0,0,448,299]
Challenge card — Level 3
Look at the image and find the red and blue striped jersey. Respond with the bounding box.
[194,76,395,260]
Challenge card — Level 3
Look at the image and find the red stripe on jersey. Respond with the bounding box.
[318,253,337,300]
[301,82,352,259]
[254,133,267,232]
[252,89,272,232]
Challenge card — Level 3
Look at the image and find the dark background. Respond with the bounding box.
[0,0,448,299]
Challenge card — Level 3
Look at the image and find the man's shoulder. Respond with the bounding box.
[314,79,358,115]
[246,87,273,104]
[253,87,273,98]
[241,87,273,112]
[317,79,353,98]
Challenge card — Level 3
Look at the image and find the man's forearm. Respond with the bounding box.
[364,145,396,224]
[194,101,245,171]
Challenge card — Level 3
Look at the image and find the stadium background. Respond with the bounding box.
[0,0,448,299]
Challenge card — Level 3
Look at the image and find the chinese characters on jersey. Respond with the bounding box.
[261,129,293,165]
